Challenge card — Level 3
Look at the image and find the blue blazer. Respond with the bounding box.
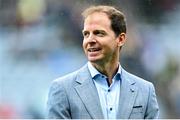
[47,64,159,119]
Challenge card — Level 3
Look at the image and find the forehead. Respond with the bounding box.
[83,12,111,30]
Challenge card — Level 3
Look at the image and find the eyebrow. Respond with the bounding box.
[82,29,106,33]
[93,30,106,33]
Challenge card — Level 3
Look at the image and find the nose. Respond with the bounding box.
[87,34,97,43]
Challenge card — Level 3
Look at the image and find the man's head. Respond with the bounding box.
[82,5,126,37]
[82,5,126,64]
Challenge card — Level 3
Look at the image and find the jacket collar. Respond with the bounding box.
[74,64,104,119]
[74,63,138,119]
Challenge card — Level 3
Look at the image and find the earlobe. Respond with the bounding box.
[117,33,126,47]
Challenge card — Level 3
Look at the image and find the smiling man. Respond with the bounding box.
[47,5,159,119]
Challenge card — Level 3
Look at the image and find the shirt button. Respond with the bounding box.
[108,89,110,92]
[110,108,113,111]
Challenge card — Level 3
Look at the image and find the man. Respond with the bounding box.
[47,5,159,119]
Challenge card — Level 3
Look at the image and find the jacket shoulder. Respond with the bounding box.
[53,69,79,85]
[122,68,154,88]
[52,64,88,86]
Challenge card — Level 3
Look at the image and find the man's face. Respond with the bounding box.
[82,12,121,64]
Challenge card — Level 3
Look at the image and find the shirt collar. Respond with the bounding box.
[87,62,121,80]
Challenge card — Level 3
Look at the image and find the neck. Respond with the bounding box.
[91,60,119,84]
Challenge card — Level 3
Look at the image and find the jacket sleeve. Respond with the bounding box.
[47,81,71,119]
[145,83,159,119]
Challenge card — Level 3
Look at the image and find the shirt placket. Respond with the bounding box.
[105,83,116,119]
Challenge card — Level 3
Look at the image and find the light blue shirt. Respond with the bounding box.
[87,62,121,119]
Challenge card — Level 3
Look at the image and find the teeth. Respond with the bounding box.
[88,48,100,52]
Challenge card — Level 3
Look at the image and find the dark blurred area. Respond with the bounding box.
[0,0,180,118]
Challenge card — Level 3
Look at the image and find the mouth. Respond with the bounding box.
[87,48,101,52]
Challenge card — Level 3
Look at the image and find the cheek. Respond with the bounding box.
[82,40,87,50]
[104,43,116,53]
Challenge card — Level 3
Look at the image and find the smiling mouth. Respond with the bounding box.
[87,48,101,52]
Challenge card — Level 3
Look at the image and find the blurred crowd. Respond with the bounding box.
[0,0,180,118]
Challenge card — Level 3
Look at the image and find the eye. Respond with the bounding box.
[82,31,89,38]
[94,30,106,37]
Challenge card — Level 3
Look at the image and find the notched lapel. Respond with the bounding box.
[117,69,138,119]
[74,65,104,119]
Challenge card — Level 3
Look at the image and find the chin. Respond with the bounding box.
[87,54,104,63]
[88,58,98,62]
[88,57,102,63]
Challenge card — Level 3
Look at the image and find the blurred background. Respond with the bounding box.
[0,0,180,118]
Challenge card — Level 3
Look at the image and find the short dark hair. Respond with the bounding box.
[82,5,126,37]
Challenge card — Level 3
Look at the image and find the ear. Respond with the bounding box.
[116,33,126,47]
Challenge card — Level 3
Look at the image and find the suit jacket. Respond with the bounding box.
[47,64,159,119]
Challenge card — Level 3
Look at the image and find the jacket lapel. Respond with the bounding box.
[74,64,104,119]
[117,68,138,119]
